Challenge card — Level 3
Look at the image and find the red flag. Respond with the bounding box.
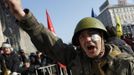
[58,62,66,68]
[46,10,66,69]
[46,10,55,33]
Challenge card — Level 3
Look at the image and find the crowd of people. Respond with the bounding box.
[0,42,59,75]
[121,34,134,50]
[0,0,134,75]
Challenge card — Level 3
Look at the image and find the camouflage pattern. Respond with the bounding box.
[18,9,134,75]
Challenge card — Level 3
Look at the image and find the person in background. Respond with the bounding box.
[34,51,56,75]
[18,49,31,75]
[34,51,47,75]
[28,52,37,75]
[0,47,3,54]
[106,26,134,54]
[122,34,134,51]
[35,51,46,66]
[0,42,20,75]
[6,0,134,75]
[18,49,29,67]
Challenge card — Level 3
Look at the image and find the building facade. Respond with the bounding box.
[97,0,134,36]
[0,0,37,53]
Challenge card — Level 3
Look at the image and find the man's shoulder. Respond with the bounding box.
[115,53,134,61]
[110,44,134,61]
[111,53,134,75]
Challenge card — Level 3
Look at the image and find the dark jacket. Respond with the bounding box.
[18,9,134,75]
[107,36,134,54]
[0,52,20,73]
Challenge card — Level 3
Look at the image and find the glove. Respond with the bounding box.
[11,72,18,75]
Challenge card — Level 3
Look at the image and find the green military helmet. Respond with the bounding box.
[72,17,107,46]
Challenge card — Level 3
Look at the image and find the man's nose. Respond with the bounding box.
[85,35,92,42]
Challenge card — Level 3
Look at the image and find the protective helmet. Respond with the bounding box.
[72,17,107,46]
[1,43,11,48]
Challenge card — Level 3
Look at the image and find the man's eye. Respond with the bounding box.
[79,34,85,38]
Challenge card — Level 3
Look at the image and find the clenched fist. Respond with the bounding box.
[6,0,25,20]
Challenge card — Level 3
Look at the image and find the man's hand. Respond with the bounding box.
[6,0,25,20]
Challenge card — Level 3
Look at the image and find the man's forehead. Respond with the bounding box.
[2,47,11,49]
[80,29,100,34]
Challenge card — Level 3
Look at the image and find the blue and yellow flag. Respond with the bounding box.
[116,16,123,38]
[91,8,97,17]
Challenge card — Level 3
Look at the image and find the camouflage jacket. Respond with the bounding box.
[18,9,134,75]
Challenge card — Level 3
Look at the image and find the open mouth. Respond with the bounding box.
[87,45,95,50]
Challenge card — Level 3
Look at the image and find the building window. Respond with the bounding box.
[114,9,117,13]
[121,8,124,12]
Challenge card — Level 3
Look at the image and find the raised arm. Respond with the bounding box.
[6,0,59,51]
[6,0,25,20]
[6,0,76,65]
